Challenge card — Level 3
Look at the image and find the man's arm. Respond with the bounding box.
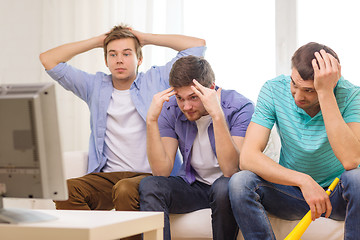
[191,80,240,177]
[39,34,106,70]
[146,87,178,176]
[130,30,205,52]
[241,122,333,221]
[313,50,360,170]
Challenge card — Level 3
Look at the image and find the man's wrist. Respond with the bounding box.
[317,89,335,103]
[210,109,225,122]
[146,117,159,126]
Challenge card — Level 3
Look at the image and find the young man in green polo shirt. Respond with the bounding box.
[229,42,360,239]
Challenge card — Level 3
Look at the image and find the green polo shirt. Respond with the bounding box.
[252,75,360,187]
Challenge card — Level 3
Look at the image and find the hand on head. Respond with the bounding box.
[147,87,175,122]
[190,79,222,118]
[312,49,341,93]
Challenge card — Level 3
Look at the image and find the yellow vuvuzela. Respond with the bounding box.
[284,177,340,240]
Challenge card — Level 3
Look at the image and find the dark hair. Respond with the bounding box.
[169,56,215,88]
[103,25,142,60]
[291,42,339,80]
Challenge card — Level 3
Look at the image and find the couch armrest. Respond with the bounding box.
[63,151,88,179]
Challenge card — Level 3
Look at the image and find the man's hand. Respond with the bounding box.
[191,79,223,119]
[147,87,175,122]
[312,49,341,94]
[299,177,332,221]
[95,34,107,48]
[129,29,148,46]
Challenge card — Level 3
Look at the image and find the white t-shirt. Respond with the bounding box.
[102,89,150,173]
[191,115,222,185]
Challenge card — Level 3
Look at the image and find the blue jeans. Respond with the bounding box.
[139,176,238,240]
[228,169,360,240]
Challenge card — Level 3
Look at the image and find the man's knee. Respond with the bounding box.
[229,170,260,201]
[341,168,360,196]
[211,176,230,202]
[55,178,88,210]
[139,176,170,195]
[64,178,85,197]
[113,175,148,211]
[113,178,138,197]
[139,176,172,211]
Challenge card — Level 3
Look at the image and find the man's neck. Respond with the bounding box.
[112,78,135,90]
[304,106,321,118]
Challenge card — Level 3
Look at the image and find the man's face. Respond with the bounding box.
[105,38,142,87]
[290,68,320,116]
[175,85,208,121]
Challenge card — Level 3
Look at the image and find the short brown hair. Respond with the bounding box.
[169,56,215,88]
[103,25,142,60]
[291,42,339,80]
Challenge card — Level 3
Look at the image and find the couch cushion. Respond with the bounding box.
[170,208,344,240]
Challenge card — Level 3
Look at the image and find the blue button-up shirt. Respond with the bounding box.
[46,46,206,173]
[158,88,254,184]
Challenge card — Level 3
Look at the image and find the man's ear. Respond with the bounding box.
[137,57,143,67]
[105,56,108,67]
[210,82,216,89]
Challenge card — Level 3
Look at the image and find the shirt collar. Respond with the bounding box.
[131,72,142,90]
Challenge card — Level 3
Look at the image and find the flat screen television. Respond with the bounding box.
[0,82,68,223]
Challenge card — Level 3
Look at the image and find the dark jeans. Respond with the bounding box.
[139,176,238,240]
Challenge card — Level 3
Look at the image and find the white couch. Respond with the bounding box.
[4,130,345,239]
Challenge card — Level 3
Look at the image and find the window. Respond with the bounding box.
[298,0,360,85]
[183,0,276,102]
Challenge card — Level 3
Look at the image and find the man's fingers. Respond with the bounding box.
[163,91,176,101]
[160,87,174,95]
[312,59,320,75]
[315,202,324,218]
[156,87,175,100]
[325,198,332,218]
[192,79,205,93]
[314,51,326,70]
[190,85,203,99]
[319,49,331,68]
[216,87,222,99]
[328,53,341,73]
[153,87,175,106]
[310,205,316,221]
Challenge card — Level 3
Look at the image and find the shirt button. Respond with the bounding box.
[185,149,189,152]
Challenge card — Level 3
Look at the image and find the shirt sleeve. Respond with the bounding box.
[251,81,277,130]
[158,103,178,139]
[343,88,360,123]
[46,62,100,102]
[228,101,254,137]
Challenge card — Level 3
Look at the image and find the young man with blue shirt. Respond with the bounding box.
[39,25,205,218]
[229,42,360,239]
[140,55,254,240]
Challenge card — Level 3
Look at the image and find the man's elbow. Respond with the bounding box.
[152,171,171,177]
[39,52,57,70]
[239,152,247,170]
[150,165,172,177]
[223,166,240,178]
[198,39,206,47]
[39,52,50,70]
[342,159,360,171]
